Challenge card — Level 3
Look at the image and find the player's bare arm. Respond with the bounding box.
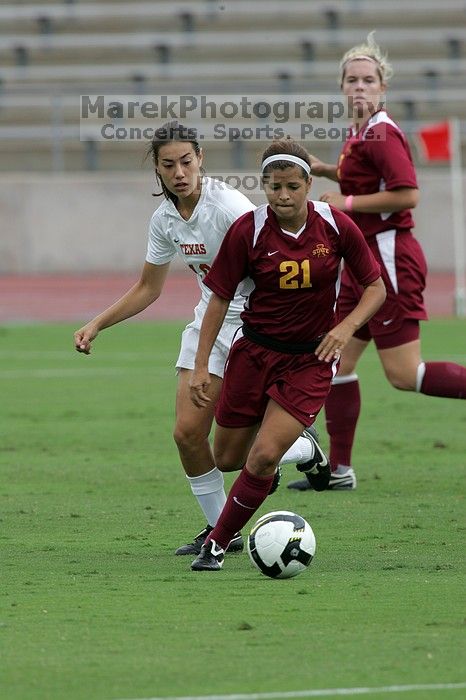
[74,261,170,354]
[190,294,230,408]
[307,154,339,181]
[319,187,419,213]
[316,277,386,362]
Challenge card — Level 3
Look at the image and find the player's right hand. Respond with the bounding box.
[189,367,212,408]
[308,154,325,177]
[74,324,98,355]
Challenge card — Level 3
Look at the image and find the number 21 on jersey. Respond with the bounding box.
[279,259,312,289]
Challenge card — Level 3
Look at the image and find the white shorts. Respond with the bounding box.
[175,320,241,379]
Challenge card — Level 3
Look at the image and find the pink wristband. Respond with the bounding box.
[345,195,354,212]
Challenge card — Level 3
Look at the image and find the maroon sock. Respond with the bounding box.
[324,376,361,469]
[206,467,275,551]
[420,362,466,399]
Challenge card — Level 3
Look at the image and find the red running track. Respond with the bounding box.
[0,271,458,323]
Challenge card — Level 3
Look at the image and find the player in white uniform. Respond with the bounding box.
[74,122,328,555]
[147,171,253,379]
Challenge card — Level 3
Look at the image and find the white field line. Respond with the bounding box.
[0,351,159,360]
[115,681,466,700]
[0,351,465,362]
[0,368,172,379]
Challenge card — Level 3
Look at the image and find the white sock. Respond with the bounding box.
[335,464,352,474]
[186,467,227,527]
[416,362,426,392]
[279,435,314,465]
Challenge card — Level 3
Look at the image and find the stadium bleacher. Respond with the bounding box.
[0,0,465,171]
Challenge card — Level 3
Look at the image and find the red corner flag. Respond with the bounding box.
[417,121,451,161]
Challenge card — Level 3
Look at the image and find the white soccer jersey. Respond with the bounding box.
[146,176,255,326]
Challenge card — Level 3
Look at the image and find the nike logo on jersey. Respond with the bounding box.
[382,319,394,326]
[267,250,279,256]
[233,496,255,509]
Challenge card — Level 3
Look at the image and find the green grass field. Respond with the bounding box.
[1,320,465,700]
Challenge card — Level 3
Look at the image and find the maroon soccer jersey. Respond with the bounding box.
[203,201,380,344]
[338,110,417,238]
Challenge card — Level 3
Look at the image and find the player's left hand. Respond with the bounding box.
[315,322,355,363]
[319,192,347,210]
[315,334,344,363]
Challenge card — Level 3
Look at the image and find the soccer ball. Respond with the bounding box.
[247,510,316,579]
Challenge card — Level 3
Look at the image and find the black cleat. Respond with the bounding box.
[175,524,243,556]
[287,477,313,491]
[288,426,330,492]
[191,539,225,571]
[269,465,282,495]
[288,467,357,491]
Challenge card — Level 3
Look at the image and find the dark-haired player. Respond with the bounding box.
[73,123,327,552]
[189,138,385,571]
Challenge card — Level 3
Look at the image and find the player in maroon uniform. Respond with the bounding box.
[288,32,466,492]
[188,139,386,570]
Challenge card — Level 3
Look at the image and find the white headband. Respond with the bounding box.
[261,154,311,176]
[344,54,379,66]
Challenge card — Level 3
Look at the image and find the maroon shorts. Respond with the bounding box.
[215,336,337,428]
[338,229,428,350]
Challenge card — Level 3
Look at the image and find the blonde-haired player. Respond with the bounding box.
[288,33,466,492]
